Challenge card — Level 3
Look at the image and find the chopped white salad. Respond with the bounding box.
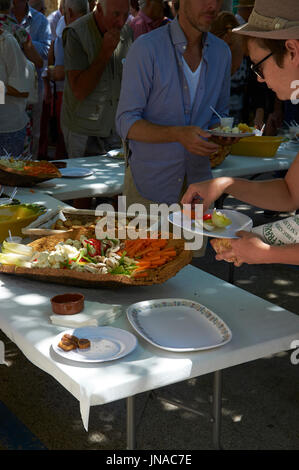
[212,123,254,134]
[0,236,138,276]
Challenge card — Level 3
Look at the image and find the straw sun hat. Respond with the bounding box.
[233,0,299,39]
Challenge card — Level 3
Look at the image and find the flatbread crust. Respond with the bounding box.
[210,238,237,263]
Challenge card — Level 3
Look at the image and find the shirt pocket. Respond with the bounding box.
[75,89,109,122]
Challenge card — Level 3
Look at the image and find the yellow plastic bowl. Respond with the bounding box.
[231,136,284,158]
[0,205,44,242]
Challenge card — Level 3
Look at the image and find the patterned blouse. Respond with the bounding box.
[0,14,30,46]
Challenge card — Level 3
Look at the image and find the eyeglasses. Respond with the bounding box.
[251,52,273,80]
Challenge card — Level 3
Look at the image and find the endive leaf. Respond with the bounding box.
[2,241,34,256]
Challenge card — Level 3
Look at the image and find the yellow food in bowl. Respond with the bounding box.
[0,205,44,242]
[231,136,284,158]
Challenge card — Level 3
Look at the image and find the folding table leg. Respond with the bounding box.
[212,370,222,450]
[126,396,136,450]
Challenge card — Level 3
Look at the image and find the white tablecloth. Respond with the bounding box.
[1,265,299,431]
[34,149,298,201]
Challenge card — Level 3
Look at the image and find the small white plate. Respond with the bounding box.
[127,299,232,352]
[168,209,253,239]
[106,149,125,159]
[60,167,93,178]
[52,326,137,363]
[208,130,255,138]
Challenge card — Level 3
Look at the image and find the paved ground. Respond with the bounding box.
[0,190,299,451]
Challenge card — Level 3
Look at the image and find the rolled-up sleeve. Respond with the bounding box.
[31,15,51,60]
[116,37,154,140]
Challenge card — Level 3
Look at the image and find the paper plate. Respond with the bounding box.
[168,209,253,239]
[208,130,255,138]
[106,149,125,159]
[52,326,137,363]
[60,168,93,178]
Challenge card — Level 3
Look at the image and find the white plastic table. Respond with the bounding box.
[213,151,296,178]
[36,156,125,201]
[34,148,297,201]
[2,187,72,211]
[0,264,299,449]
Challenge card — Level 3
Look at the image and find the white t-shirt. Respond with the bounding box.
[182,57,202,107]
[0,31,33,133]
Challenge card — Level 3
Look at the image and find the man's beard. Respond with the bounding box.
[188,19,212,33]
[183,2,216,33]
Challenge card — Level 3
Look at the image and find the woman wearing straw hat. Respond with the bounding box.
[182,0,299,266]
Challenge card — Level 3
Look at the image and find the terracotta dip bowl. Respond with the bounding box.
[51,293,84,315]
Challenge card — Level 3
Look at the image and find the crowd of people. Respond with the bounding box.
[0,0,179,160]
[0,0,282,161]
[0,0,299,267]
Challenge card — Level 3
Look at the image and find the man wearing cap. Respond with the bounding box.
[116,0,231,208]
[182,0,299,266]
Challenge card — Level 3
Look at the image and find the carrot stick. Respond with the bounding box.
[134,246,154,256]
[142,256,162,262]
[133,271,149,278]
[135,263,151,269]
[159,250,177,257]
[128,240,147,256]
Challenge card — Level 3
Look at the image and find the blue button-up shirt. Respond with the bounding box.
[11,6,51,87]
[116,17,231,204]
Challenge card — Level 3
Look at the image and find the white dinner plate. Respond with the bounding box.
[106,148,125,159]
[127,299,232,352]
[60,167,93,178]
[52,326,137,363]
[208,130,255,138]
[168,209,253,239]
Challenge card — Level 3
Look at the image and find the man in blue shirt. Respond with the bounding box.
[116,0,231,206]
[12,0,51,159]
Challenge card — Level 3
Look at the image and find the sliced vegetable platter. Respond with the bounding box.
[0,227,192,287]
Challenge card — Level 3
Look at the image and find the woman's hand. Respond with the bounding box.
[181,177,231,213]
[215,231,272,266]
